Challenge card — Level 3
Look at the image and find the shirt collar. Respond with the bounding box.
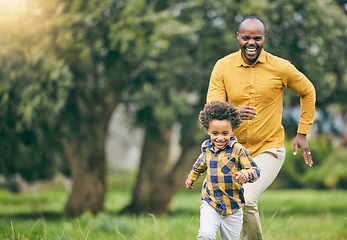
[236,49,266,67]
[203,137,238,152]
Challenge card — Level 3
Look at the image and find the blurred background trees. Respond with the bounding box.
[0,0,346,216]
[0,0,73,191]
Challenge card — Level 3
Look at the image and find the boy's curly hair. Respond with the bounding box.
[199,100,243,130]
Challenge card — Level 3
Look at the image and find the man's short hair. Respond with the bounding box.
[238,16,266,33]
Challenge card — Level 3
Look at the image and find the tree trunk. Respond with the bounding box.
[122,118,202,215]
[121,125,172,214]
[62,125,106,217]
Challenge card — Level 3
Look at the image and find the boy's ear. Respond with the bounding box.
[205,128,210,135]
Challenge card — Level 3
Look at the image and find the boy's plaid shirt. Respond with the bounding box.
[188,137,260,216]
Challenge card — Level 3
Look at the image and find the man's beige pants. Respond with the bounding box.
[240,147,286,240]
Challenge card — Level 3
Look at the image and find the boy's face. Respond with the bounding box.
[206,119,234,150]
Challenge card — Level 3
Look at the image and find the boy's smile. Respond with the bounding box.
[207,119,235,150]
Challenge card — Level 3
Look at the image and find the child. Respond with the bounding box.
[185,100,261,240]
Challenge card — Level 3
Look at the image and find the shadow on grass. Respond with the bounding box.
[0,212,64,221]
[261,205,347,217]
[1,208,199,222]
[167,208,199,216]
[1,204,344,221]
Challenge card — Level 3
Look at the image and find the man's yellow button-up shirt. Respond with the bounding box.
[207,49,316,157]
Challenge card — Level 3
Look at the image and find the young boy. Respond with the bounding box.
[186,100,261,240]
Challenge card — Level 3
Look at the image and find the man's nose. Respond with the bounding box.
[248,38,255,45]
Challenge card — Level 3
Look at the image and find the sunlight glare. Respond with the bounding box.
[0,0,26,15]
[2,0,23,2]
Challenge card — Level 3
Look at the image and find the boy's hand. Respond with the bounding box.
[235,172,247,184]
[185,179,195,189]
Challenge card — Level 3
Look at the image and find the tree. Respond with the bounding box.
[0,0,72,189]
[0,0,128,215]
[121,0,240,214]
[53,0,205,216]
[51,0,133,216]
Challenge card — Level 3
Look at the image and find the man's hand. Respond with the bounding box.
[185,179,195,189]
[239,106,257,120]
[293,133,313,167]
[235,172,247,184]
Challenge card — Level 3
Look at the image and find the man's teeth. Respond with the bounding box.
[246,48,256,53]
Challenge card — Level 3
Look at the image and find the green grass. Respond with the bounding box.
[258,189,347,240]
[0,174,346,239]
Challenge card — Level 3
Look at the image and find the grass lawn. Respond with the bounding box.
[0,174,346,239]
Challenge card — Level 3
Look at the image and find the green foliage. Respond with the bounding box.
[274,136,347,189]
[0,3,73,181]
[118,1,207,131]
[303,144,347,189]
[262,0,347,107]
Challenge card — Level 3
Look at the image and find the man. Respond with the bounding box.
[206,16,316,240]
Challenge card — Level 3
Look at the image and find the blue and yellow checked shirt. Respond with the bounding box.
[188,137,260,216]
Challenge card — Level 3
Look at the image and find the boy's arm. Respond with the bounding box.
[186,154,207,189]
[239,149,261,183]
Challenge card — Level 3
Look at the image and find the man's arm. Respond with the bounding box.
[284,62,316,167]
[206,61,227,103]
